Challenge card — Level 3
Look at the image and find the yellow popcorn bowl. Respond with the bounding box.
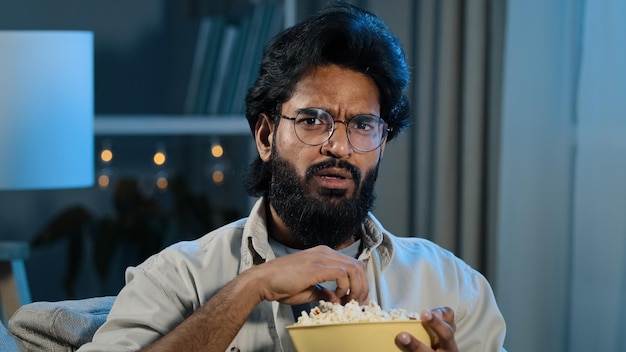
[286,320,432,352]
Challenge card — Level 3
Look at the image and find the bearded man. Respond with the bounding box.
[79,2,506,352]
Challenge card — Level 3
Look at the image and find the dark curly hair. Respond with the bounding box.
[244,1,411,196]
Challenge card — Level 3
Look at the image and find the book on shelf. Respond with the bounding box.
[226,2,269,114]
[183,17,212,114]
[245,3,284,102]
[193,17,226,114]
[184,17,225,114]
[217,16,251,115]
[206,24,240,115]
[183,2,284,116]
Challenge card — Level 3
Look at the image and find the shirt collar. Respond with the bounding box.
[239,197,394,273]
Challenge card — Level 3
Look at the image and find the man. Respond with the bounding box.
[80,2,506,351]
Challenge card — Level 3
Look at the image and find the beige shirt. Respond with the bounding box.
[79,198,506,352]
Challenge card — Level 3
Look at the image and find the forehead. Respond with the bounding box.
[285,65,380,115]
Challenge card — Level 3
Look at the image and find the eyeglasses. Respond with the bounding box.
[280,108,390,152]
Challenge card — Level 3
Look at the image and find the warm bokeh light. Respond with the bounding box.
[100,149,113,163]
[212,170,225,185]
[211,144,224,158]
[153,151,166,166]
[156,176,168,190]
[98,174,110,189]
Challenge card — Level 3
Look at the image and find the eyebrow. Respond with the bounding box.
[296,107,380,119]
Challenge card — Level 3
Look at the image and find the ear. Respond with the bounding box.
[255,113,274,162]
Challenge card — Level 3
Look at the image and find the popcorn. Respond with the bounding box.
[294,300,418,326]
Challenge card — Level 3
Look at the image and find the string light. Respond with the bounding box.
[212,169,225,185]
[99,139,113,163]
[156,175,168,190]
[153,142,167,166]
[97,140,113,190]
[98,173,110,188]
[153,151,166,166]
[208,140,226,185]
[96,167,113,190]
[211,143,224,158]
[100,148,113,163]
[150,143,168,192]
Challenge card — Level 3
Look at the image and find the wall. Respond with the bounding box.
[568,0,626,350]
[0,0,189,114]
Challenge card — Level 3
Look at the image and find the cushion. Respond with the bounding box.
[7,296,115,352]
[0,321,22,352]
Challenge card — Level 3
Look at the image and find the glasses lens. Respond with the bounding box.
[291,108,387,151]
[348,115,387,151]
[294,109,333,145]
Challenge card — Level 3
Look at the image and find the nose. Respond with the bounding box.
[320,121,353,158]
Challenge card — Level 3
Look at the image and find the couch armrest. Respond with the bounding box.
[7,296,115,352]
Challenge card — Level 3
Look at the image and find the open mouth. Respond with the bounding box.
[315,168,353,180]
[313,168,354,190]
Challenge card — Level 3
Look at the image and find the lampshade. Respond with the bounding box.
[0,31,94,190]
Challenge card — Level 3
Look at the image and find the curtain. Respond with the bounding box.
[495,0,626,350]
[495,0,582,349]
[409,0,505,277]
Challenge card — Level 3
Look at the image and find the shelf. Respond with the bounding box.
[94,115,251,136]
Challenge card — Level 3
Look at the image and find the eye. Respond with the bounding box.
[350,116,379,133]
[295,109,332,129]
[297,116,324,125]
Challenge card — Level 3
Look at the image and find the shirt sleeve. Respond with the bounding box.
[77,261,193,352]
[454,266,507,352]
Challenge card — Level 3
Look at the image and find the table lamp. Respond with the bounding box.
[0,30,94,323]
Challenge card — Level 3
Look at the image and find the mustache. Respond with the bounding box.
[305,159,362,184]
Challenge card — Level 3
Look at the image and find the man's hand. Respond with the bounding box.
[246,245,369,305]
[394,307,458,352]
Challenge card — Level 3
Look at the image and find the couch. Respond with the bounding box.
[0,296,115,351]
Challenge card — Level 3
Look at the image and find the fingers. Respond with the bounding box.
[305,246,368,303]
[260,245,369,304]
[308,284,335,304]
[420,307,458,351]
[325,254,368,304]
[394,307,458,352]
[394,332,429,352]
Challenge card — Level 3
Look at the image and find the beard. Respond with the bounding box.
[267,145,379,249]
